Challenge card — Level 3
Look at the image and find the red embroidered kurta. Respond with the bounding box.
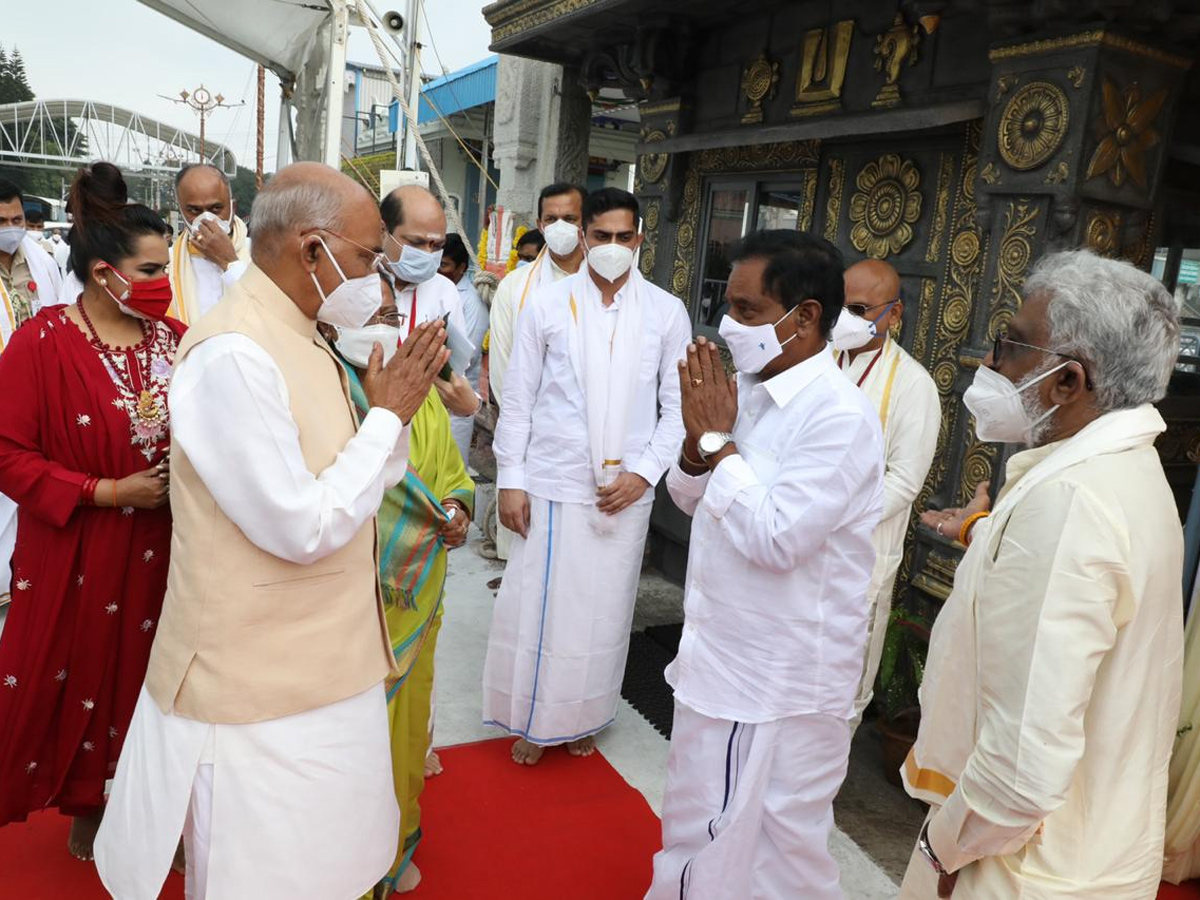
[0,308,183,824]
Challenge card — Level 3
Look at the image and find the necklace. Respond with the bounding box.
[77,298,161,425]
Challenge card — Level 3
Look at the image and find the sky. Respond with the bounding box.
[4,0,494,175]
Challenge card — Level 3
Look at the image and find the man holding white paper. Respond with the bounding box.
[483,188,691,766]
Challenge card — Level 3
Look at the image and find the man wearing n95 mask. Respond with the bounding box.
[169,163,251,325]
[485,187,691,767]
[831,259,940,730]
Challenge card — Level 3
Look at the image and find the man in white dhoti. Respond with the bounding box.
[168,164,251,325]
[646,230,883,900]
[903,250,1184,899]
[485,183,587,561]
[438,233,490,463]
[484,187,690,765]
[831,259,940,726]
[94,162,450,900]
[0,178,64,602]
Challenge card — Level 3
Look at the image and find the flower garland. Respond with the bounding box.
[477,227,489,270]
[506,225,529,273]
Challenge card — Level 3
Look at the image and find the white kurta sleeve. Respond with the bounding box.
[880,366,941,522]
[487,272,522,405]
[927,479,1129,873]
[493,295,545,492]
[628,302,691,487]
[222,260,249,288]
[700,406,880,574]
[169,334,411,566]
[666,462,711,517]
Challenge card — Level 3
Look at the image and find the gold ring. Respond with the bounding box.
[691,378,703,387]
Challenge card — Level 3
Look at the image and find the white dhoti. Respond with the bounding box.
[0,492,15,597]
[96,683,399,900]
[482,494,651,744]
[852,538,904,726]
[647,701,852,900]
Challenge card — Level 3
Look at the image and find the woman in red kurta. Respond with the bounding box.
[0,162,182,860]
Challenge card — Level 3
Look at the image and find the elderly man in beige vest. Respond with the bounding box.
[94,163,449,900]
[903,250,1183,899]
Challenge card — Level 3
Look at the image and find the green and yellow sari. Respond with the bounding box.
[342,364,475,895]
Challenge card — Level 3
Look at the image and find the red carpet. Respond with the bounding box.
[1,739,1196,899]
[0,738,661,899]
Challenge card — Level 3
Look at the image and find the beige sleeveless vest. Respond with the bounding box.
[145,265,395,724]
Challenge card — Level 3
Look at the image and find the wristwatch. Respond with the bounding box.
[918,822,949,876]
[697,431,734,461]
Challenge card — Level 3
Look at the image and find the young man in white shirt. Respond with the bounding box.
[647,230,884,899]
[831,259,941,726]
[484,187,691,766]
[437,233,489,463]
[485,183,588,562]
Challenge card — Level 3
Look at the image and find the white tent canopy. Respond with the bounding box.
[137,0,352,166]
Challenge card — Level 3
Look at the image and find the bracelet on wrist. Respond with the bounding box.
[681,446,705,469]
[959,511,989,546]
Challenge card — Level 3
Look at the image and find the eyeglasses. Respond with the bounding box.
[845,298,898,318]
[991,330,1094,390]
[371,309,406,327]
[387,232,446,254]
[304,227,387,273]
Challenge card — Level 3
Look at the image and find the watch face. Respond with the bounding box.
[699,432,724,455]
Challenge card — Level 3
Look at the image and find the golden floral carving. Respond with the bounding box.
[799,169,817,232]
[639,244,656,276]
[1086,78,1168,189]
[1044,161,1070,184]
[1086,209,1121,256]
[991,199,1040,330]
[644,201,660,232]
[980,162,1001,185]
[824,158,846,243]
[848,154,923,258]
[639,130,669,184]
[994,74,1019,101]
[741,52,780,125]
[1067,66,1086,89]
[998,81,1069,171]
[926,153,955,263]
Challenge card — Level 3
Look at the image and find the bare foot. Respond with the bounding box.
[68,810,103,861]
[511,738,545,766]
[424,750,443,778]
[171,838,186,875]
[567,735,597,757]
[396,862,422,893]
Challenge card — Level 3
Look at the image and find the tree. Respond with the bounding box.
[0,44,34,104]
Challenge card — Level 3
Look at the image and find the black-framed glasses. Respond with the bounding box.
[991,330,1094,390]
[845,298,899,318]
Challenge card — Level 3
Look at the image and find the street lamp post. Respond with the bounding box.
[164,85,243,165]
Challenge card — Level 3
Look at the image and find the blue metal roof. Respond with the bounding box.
[416,55,498,125]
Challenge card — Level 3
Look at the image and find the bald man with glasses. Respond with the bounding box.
[833,259,941,729]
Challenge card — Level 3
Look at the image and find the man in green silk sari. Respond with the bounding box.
[324,276,475,897]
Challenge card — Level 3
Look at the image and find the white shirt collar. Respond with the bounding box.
[759,346,836,408]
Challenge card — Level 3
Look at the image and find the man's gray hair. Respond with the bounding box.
[249,179,343,264]
[1025,249,1181,412]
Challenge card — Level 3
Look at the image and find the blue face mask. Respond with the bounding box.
[388,240,443,285]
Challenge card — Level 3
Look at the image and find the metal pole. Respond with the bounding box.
[199,108,206,164]
[404,0,422,169]
[478,106,490,242]
[256,65,266,189]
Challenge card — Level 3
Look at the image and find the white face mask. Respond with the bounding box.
[190,209,233,235]
[516,258,532,269]
[586,241,635,283]
[963,362,1067,444]
[718,308,797,374]
[310,237,383,329]
[335,323,400,368]
[830,307,876,352]
[0,226,25,254]
[541,219,580,257]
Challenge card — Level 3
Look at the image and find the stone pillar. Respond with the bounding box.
[492,55,592,228]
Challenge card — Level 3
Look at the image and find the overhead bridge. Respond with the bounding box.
[0,99,237,177]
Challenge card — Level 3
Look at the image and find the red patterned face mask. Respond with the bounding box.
[102,265,173,321]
